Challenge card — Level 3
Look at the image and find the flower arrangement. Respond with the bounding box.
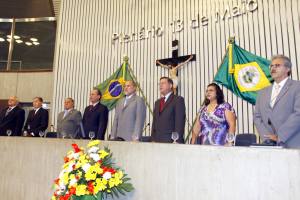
[52,140,134,200]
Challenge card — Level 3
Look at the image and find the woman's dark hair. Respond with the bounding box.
[203,83,224,106]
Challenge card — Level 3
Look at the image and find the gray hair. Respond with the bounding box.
[271,55,292,68]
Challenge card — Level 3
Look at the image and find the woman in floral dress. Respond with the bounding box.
[191,83,236,145]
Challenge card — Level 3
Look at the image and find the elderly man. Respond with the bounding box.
[0,96,25,136]
[254,55,300,148]
[57,98,82,138]
[82,88,108,140]
[111,80,146,141]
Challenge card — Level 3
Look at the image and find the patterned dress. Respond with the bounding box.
[197,102,235,145]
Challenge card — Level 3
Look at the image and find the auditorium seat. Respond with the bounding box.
[235,134,257,146]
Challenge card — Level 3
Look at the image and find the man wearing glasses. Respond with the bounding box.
[254,55,300,148]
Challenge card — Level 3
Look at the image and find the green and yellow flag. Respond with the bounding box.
[214,38,273,104]
[96,57,133,110]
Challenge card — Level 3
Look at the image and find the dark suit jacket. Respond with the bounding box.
[24,108,49,137]
[151,93,186,143]
[0,106,25,136]
[82,102,108,140]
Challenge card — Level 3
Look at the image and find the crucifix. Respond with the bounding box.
[156,39,196,94]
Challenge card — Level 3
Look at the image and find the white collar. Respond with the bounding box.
[91,101,99,107]
[65,108,73,112]
[163,92,173,102]
[274,77,289,89]
[34,107,41,113]
[8,106,16,110]
[125,94,134,100]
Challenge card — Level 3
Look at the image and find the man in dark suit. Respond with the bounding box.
[82,88,108,140]
[0,96,25,136]
[24,97,49,137]
[151,77,186,143]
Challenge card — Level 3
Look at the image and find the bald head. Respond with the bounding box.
[8,96,19,107]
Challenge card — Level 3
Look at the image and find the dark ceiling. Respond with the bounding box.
[0,0,54,18]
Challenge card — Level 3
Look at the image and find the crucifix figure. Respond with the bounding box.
[156,40,196,94]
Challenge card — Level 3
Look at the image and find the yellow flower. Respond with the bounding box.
[94,178,107,193]
[114,171,124,179]
[62,172,69,185]
[76,184,87,196]
[99,150,109,159]
[85,163,103,181]
[88,140,100,147]
[108,178,117,188]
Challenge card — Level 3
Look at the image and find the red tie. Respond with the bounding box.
[159,97,165,112]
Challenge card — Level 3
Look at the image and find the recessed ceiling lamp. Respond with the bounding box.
[33,41,40,45]
[7,38,11,42]
[0,37,5,42]
[14,35,20,39]
[25,42,33,46]
[16,39,23,43]
[30,38,38,42]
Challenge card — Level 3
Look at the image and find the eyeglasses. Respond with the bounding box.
[269,64,284,69]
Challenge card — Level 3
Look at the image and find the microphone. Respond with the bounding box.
[143,123,150,134]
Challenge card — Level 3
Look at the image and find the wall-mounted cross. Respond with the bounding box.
[156,40,196,94]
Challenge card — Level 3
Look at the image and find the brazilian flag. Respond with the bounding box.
[96,57,133,110]
[214,38,273,105]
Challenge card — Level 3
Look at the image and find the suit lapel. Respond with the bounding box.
[4,107,14,118]
[123,94,136,110]
[266,86,273,109]
[273,79,292,108]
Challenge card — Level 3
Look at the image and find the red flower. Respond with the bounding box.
[69,187,76,195]
[54,178,60,185]
[64,156,69,163]
[59,193,70,200]
[71,143,81,153]
[87,181,94,193]
[102,167,116,174]
[72,164,76,170]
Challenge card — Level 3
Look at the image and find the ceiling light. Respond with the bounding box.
[7,38,11,42]
[16,39,23,43]
[0,37,5,42]
[33,41,40,45]
[7,35,11,39]
[25,42,33,46]
[14,35,20,39]
[30,38,38,42]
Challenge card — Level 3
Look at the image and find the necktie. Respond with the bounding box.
[159,97,166,112]
[270,84,281,108]
[63,110,68,118]
[5,107,12,116]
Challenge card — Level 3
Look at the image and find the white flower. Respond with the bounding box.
[103,172,112,180]
[82,163,91,172]
[69,178,77,186]
[66,161,75,173]
[90,153,100,162]
[59,182,66,191]
[88,146,99,154]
